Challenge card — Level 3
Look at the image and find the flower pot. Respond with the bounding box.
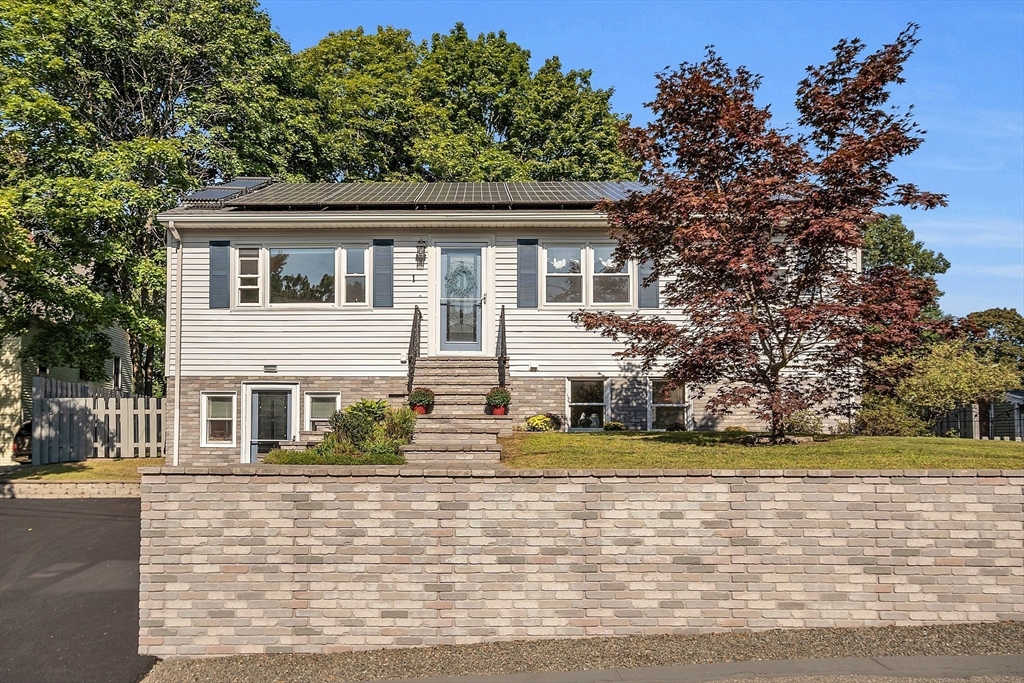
[413,405,427,415]
[491,405,506,416]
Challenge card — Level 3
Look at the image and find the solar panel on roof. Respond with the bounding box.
[325,183,425,205]
[184,188,245,203]
[416,182,511,204]
[227,183,337,206]
[219,177,273,190]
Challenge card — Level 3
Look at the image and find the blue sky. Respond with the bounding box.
[260,0,1023,317]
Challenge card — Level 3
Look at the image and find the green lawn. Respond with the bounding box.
[1,457,165,481]
[499,432,1024,470]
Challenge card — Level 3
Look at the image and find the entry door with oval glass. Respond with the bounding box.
[440,247,483,352]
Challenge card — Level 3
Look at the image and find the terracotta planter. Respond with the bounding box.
[413,405,428,415]
[491,405,507,416]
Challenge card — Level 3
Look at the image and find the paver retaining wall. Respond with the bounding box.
[139,466,1024,657]
[1,480,141,498]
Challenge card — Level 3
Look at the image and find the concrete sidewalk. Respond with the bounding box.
[372,655,1024,683]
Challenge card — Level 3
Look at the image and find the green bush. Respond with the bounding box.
[364,437,406,458]
[783,410,824,435]
[486,386,512,407]
[543,412,564,430]
[408,387,435,408]
[603,421,626,431]
[335,410,376,450]
[665,421,688,431]
[384,406,417,442]
[854,395,930,436]
[525,414,556,432]
[346,398,388,422]
[723,425,748,433]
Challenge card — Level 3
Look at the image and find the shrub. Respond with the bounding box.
[485,386,512,407]
[346,398,388,423]
[665,421,688,431]
[383,406,417,442]
[408,387,435,408]
[525,414,556,432]
[854,395,930,436]
[783,410,823,435]
[363,437,406,460]
[603,421,626,431]
[335,410,376,450]
[723,425,748,433]
[543,412,564,430]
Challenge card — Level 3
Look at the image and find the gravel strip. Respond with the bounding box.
[142,621,1024,683]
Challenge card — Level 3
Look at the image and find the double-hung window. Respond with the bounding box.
[202,393,236,447]
[650,379,688,430]
[545,246,583,303]
[237,248,261,305]
[344,247,367,303]
[568,379,606,430]
[543,244,632,307]
[305,392,340,431]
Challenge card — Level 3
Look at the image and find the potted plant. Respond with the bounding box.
[486,386,512,415]
[407,387,435,415]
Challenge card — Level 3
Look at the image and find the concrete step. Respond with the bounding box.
[402,449,502,463]
[402,442,501,453]
[415,422,504,435]
[412,435,497,447]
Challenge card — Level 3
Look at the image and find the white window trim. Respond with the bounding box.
[541,242,636,309]
[304,392,341,431]
[266,244,342,309]
[231,244,372,310]
[234,244,263,308]
[647,378,692,431]
[340,244,371,306]
[566,377,609,432]
[200,391,237,448]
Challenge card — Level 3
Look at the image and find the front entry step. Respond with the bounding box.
[407,356,511,463]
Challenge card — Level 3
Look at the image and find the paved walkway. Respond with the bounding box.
[372,655,1024,683]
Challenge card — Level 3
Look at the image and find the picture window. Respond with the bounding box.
[269,248,336,304]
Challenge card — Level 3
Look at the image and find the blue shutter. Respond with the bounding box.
[209,241,230,309]
[517,239,539,308]
[372,239,394,308]
[638,260,659,309]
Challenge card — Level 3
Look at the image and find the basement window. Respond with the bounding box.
[201,393,236,447]
[568,379,606,430]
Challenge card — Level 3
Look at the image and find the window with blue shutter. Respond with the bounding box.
[638,260,659,309]
[209,241,230,309]
[372,239,394,308]
[517,239,539,308]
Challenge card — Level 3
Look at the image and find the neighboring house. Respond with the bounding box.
[158,179,765,467]
[0,329,133,464]
[933,390,1024,440]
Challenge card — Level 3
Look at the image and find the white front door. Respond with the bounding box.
[439,247,484,352]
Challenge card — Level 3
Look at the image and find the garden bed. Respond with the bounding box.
[499,432,1024,470]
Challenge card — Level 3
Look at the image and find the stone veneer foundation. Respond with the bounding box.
[139,466,1023,658]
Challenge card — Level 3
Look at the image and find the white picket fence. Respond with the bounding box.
[31,377,163,465]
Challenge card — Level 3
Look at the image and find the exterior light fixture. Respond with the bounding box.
[416,240,427,269]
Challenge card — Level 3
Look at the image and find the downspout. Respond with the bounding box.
[168,221,183,467]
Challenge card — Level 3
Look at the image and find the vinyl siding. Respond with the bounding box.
[169,227,676,378]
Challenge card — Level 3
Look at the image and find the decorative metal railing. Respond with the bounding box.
[407,305,422,394]
[496,304,508,388]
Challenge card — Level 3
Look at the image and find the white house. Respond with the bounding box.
[158,179,757,466]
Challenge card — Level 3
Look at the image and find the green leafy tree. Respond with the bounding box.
[0,0,313,392]
[863,214,950,278]
[963,308,1024,384]
[298,23,638,181]
[895,341,1020,420]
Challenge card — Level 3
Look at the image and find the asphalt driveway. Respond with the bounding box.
[0,497,155,683]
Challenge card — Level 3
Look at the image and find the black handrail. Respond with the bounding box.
[496,304,507,388]
[407,305,422,394]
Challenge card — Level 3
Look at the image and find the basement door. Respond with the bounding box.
[439,247,483,352]
[249,390,292,462]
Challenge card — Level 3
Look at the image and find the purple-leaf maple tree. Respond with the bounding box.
[573,24,946,437]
